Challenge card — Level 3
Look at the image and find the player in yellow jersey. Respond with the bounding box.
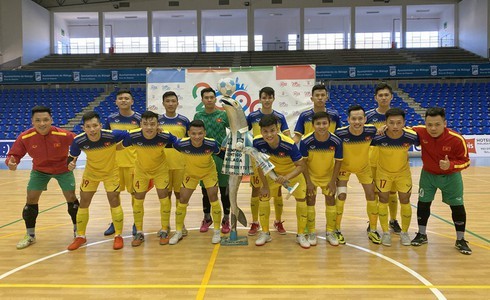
[66,111,129,251]
[335,105,381,245]
[300,112,343,247]
[169,120,224,245]
[371,108,419,247]
[103,89,141,236]
[159,91,190,237]
[121,111,177,247]
[254,115,309,249]
[366,83,401,234]
[246,87,290,236]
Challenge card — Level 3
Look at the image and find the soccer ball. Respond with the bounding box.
[217,77,236,97]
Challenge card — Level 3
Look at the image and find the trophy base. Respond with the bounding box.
[221,231,248,246]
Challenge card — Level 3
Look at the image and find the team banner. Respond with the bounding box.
[146,65,316,129]
[0,69,145,84]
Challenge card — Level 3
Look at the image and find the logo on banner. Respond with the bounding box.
[465,138,476,154]
[73,72,80,82]
[349,67,356,78]
[430,65,438,76]
[35,72,42,82]
[471,65,479,76]
[389,66,397,76]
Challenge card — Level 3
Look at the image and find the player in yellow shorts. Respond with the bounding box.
[121,111,178,247]
[253,114,309,249]
[300,111,343,247]
[371,108,419,247]
[168,120,224,245]
[103,89,141,236]
[159,91,191,236]
[246,87,290,235]
[66,111,130,251]
[335,105,381,245]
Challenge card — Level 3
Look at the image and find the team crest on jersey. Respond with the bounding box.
[329,146,335,150]
[443,146,451,151]
[177,122,182,125]
[279,152,286,157]
[365,136,372,141]
[403,143,410,147]
[158,142,164,146]
[205,149,211,153]
[104,142,111,146]
[53,143,61,148]
[131,121,137,124]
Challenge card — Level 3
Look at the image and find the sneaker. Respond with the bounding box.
[169,231,183,245]
[381,232,392,247]
[158,230,170,245]
[182,225,188,237]
[248,222,260,236]
[389,220,402,234]
[131,232,145,247]
[113,235,124,250]
[308,232,318,246]
[200,218,213,233]
[455,239,472,255]
[212,229,221,244]
[400,232,411,246]
[334,231,346,245]
[104,223,115,236]
[221,219,230,234]
[273,220,286,235]
[368,231,382,245]
[411,232,428,246]
[67,236,87,251]
[16,235,36,250]
[326,232,339,246]
[255,231,272,246]
[296,234,310,249]
[132,223,137,237]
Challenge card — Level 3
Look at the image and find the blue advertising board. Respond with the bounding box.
[0,69,146,84]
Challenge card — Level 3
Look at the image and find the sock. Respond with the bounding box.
[400,203,412,232]
[296,201,307,234]
[175,202,188,232]
[325,205,337,233]
[76,207,89,236]
[110,205,124,235]
[378,202,389,232]
[67,199,79,225]
[259,198,271,233]
[416,201,432,234]
[388,193,398,221]
[307,205,316,233]
[335,197,345,231]
[132,198,144,231]
[27,228,35,237]
[273,196,284,221]
[159,197,171,230]
[250,196,259,222]
[366,200,378,231]
[210,201,222,230]
[451,205,466,240]
[22,204,39,232]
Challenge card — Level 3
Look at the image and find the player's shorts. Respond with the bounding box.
[133,167,170,193]
[168,169,185,193]
[375,167,412,194]
[418,169,464,206]
[266,173,307,200]
[309,176,335,196]
[118,167,134,193]
[199,156,229,188]
[80,171,120,192]
[27,170,75,191]
[338,165,373,185]
[183,172,218,190]
[372,166,397,193]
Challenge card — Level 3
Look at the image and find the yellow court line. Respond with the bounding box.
[0,284,488,289]
[196,243,221,299]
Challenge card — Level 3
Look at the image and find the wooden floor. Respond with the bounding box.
[0,164,489,299]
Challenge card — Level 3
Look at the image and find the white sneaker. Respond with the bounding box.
[16,235,36,249]
[326,232,339,246]
[381,232,392,247]
[400,232,411,246]
[296,234,310,249]
[169,231,183,245]
[255,231,272,246]
[308,232,317,246]
[212,230,221,244]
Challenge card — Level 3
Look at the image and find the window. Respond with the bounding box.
[304,33,344,50]
[204,35,248,52]
[105,37,148,53]
[355,32,391,49]
[158,36,197,53]
[406,31,439,48]
[288,34,298,50]
[69,38,100,54]
[254,35,263,51]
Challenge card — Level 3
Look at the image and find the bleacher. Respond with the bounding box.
[400,82,490,135]
[22,47,488,70]
[0,87,104,139]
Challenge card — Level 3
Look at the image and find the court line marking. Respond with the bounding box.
[196,243,220,300]
[0,202,66,229]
